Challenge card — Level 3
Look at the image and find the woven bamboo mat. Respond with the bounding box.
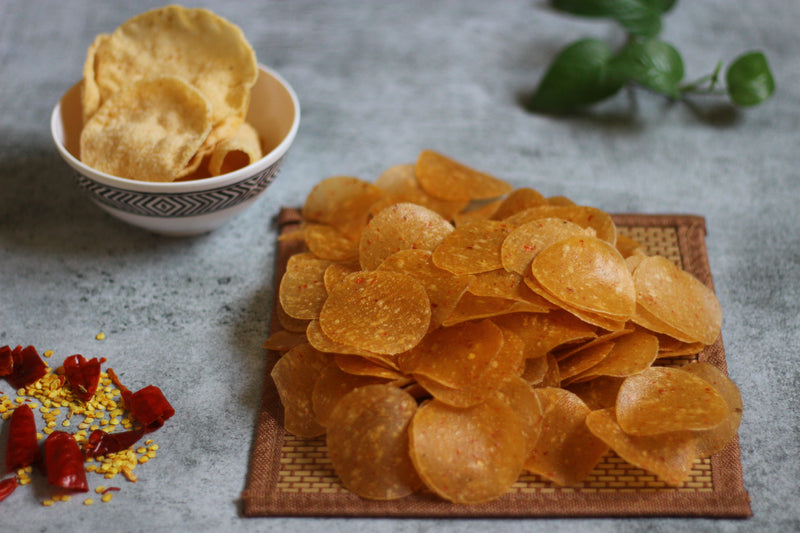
[242,208,752,518]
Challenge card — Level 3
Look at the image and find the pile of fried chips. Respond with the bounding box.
[268,149,741,504]
[79,6,262,182]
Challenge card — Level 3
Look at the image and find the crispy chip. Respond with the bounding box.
[311,363,391,427]
[494,376,544,455]
[334,354,405,380]
[80,76,212,182]
[682,362,743,458]
[323,261,360,293]
[442,293,550,327]
[490,187,548,220]
[491,310,597,360]
[409,397,526,503]
[432,219,511,275]
[569,329,659,382]
[359,203,454,271]
[81,33,110,124]
[633,255,722,345]
[557,341,614,382]
[501,217,591,275]
[319,270,431,355]
[278,253,332,320]
[616,366,729,436]
[304,223,360,262]
[270,343,331,438]
[452,199,502,226]
[376,249,472,329]
[504,205,617,245]
[275,301,311,333]
[531,235,636,320]
[302,176,385,238]
[374,164,468,220]
[327,385,422,500]
[525,388,608,485]
[566,376,625,410]
[91,6,257,127]
[263,329,307,351]
[207,121,262,175]
[586,408,697,486]
[415,149,513,203]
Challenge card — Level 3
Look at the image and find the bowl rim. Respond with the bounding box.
[51,63,300,192]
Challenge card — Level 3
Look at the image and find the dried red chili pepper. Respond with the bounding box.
[82,428,146,458]
[0,345,13,377]
[5,345,48,389]
[63,354,102,402]
[5,404,40,472]
[0,476,17,503]
[44,431,89,492]
[108,369,175,432]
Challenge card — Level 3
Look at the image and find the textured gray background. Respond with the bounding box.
[1,1,798,531]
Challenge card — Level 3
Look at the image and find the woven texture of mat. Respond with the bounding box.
[242,208,752,518]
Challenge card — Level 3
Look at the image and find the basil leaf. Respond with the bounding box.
[725,51,775,107]
[525,39,626,113]
[610,39,684,98]
[550,0,668,37]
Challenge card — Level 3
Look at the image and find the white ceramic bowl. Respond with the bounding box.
[51,65,300,236]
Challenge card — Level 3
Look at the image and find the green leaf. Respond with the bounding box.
[525,39,626,113]
[725,51,775,107]
[550,0,670,37]
[610,38,684,98]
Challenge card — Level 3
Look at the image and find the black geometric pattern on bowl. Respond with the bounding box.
[73,160,283,218]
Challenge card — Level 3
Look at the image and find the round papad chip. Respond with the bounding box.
[633,255,722,345]
[531,235,636,320]
[359,203,454,271]
[311,362,391,427]
[501,217,591,275]
[615,366,729,436]
[491,310,597,360]
[304,223,360,262]
[278,253,332,320]
[270,343,331,438]
[207,121,263,176]
[431,219,511,275]
[415,150,513,203]
[681,362,743,458]
[374,163,468,220]
[377,249,473,328]
[504,205,616,245]
[319,270,431,355]
[91,5,257,127]
[494,376,544,455]
[570,329,659,382]
[302,176,385,238]
[525,387,608,485]
[326,384,422,500]
[586,408,696,486]
[409,397,526,503]
[80,76,212,182]
[490,187,548,220]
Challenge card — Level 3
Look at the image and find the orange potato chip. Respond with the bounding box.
[681,362,743,458]
[304,223,360,262]
[270,343,331,438]
[633,255,722,345]
[525,387,608,485]
[373,163,468,220]
[631,302,698,343]
[566,376,625,410]
[504,205,616,245]
[491,310,597,360]
[334,354,406,380]
[275,301,310,333]
[585,408,697,486]
[616,366,729,436]
[451,199,502,226]
[409,397,526,503]
[431,219,511,275]
[302,176,385,238]
[490,187,548,220]
[493,375,544,455]
[615,234,647,258]
[520,354,550,386]
[531,235,636,320]
[263,329,307,351]
[311,362,391,427]
[305,319,384,359]
[319,270,431,355]
[322,261,360,293]
[546,195,576,206]
[326,384,422,500]
[415,149,513,203]
[501,217,591,275]
[278,253,332,320]
[398,320,503,389]
[441,293,550,327]
[557,341,614,382]
[359,203,454,271]
[569,329,659,382]
[377,249,473,329]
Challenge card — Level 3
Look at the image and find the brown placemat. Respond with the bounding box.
[242,208,752,518]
